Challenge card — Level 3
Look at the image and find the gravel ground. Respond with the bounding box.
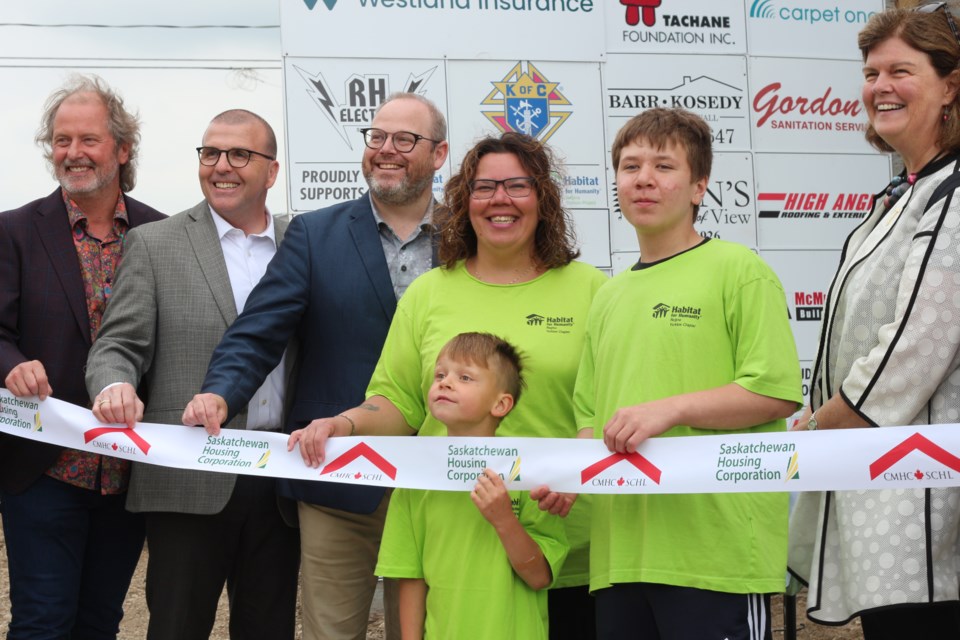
[0,529,852,639]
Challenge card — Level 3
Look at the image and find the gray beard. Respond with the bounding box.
[366,172,434,206]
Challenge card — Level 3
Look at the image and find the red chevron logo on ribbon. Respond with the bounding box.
[321,442,398,480]
[83,426,152,455]
[869,433,960,480]
[581,452,662,485]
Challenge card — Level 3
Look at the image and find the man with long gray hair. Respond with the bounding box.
[0,74,164,639]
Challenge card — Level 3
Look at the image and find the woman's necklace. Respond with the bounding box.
[883,172,917,210]
[469,259,536,284]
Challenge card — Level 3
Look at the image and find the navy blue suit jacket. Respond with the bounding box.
[202,195,415,514]
[0,189,165,494]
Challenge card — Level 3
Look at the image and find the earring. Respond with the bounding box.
[944,106,950,122]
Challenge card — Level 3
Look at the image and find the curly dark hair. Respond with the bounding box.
[859,4,960,154]
[436,132,579,270]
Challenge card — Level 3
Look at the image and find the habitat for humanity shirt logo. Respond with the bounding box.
[525,313,574,334]
[650,302,702,328]
[321,442,398,483]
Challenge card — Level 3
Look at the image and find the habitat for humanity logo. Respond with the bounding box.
[524,312,574,334]
[580,451,662,489]
[294,66,437,148]
[304,0,338,10]
[481,62,571,142]
[321,442,398,483]
[83,426,151,456]
[870,433,960,482]
[649,302,701,327]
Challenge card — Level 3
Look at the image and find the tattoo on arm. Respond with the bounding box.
[360,403,380,412]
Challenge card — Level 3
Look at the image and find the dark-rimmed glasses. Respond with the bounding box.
[470,177,535,200]
[917,3,960,47]
[196,146,275,168]
[359,128,439,153]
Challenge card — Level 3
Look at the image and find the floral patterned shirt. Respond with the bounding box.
[45,191,131,494]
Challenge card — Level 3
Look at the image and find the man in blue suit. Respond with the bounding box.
[182,92,448,640]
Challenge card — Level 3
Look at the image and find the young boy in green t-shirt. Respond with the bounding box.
[375,332,568,639]
[576,108,802,639]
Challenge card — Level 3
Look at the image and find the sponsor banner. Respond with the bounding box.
[610,153,756,252]
[445,59,607,210]
[10,390,960,494]
[754,153,889,250]
[280,0,603,61]
[749,57,872,154]
[605,53,751,152]
[606,0,746,55]
[746,0,882,60]
[761,250,840,361]
[283,57,449,211]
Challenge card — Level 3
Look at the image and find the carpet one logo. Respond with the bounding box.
[619,0,737,47]
[748,0,876,25]
[649,302,701,328]
[757,191,872,221]
[321,442,398,483]
[294,65,437,149]
[870,433,960,483]
[481,62,571,142]
[525,312,575,334]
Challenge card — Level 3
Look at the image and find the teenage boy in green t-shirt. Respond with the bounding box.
[575,108,802,639]
[375,332,568,639]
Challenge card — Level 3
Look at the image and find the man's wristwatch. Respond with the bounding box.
[806,412,819,431]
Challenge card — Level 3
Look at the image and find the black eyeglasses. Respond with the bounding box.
[470,177,535,200]
[359,128,439,153]
[196,146,275,168]
[917,3,960,48]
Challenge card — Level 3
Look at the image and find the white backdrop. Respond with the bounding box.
[0,0,891,368]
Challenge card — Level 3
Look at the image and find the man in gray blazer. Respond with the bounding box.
[85,109,299,640]
[183,93,448,640]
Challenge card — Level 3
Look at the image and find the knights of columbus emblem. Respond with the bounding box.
[481,61,572,142]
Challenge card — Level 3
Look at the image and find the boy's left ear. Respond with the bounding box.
[491,393,515,419]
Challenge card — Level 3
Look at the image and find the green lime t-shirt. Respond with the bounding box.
[367,260,607,587]
[575,240,802,594]
[376,487,568,639]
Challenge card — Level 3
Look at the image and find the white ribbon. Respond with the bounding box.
[3,389,960,494]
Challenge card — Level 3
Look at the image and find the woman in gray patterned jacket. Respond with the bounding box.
[788,5,960,639]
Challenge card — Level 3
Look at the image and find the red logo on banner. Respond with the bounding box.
[321,442,398,480]
[83,426,151,455]
[581,452,662,485]
[752,83,861,128]
[622,0,661,27]
[869,433,960,480]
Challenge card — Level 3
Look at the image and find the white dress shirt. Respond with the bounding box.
[209,207,286,431]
